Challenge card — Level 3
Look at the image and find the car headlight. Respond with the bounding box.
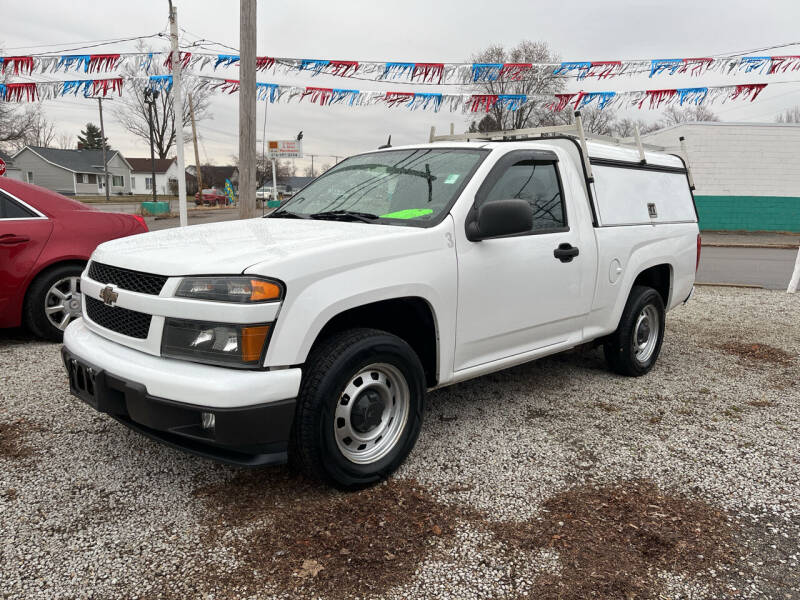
[161,318,271,368]
[175,276,283,303]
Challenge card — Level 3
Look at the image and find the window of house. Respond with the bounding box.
[0,192,36,218]
[481,160,566,232]
[131,176,136,189]
[88,174,97,184]
[112,175,124,187]
[76,174,84,184]
[26,171,34,184]
[145,177,153,190]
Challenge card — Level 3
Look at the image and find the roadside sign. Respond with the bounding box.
[0,158,6,177]
[267,140,303,159]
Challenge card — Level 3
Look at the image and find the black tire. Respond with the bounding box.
[292,328,426,489]
[24,263,84,342]
[603,285,665,377]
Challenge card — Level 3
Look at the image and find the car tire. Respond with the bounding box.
[603,285,665,377]
[24,263,85,342]
[292,328,426,489]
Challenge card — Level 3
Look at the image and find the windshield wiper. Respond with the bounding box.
[310,210,380,223]
[269,210,310,219]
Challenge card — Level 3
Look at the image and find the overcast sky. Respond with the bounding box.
[4,0,800,171]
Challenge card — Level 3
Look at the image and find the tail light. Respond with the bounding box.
[132,214,149,232]
[696,233,702,272]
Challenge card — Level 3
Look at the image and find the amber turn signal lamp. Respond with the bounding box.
[249,280,282,301]
[241,325,271,362]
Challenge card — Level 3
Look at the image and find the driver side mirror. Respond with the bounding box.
[466,199,533,241]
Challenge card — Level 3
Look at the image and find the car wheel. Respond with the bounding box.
[24,264,85,342]
[292,328,426,489]
[603,285,665,377]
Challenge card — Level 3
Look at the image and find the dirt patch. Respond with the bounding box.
[0,420,35,459]
[489,480,738,600]
[748,399,775,408]
[715,342,795,366]
[189,468,462,599]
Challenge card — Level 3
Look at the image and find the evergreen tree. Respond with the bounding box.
[77,123,109,150]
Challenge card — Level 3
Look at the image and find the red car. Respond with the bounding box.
[0,178,148,341]
[194,188,229,206]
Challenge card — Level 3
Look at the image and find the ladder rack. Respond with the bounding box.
[428,111,672,183]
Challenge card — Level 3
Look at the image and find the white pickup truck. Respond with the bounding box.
[62,122,700,488]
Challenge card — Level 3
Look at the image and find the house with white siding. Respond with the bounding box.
[127,157,179,195]
[641,122,800,232]
[11,146,133,196]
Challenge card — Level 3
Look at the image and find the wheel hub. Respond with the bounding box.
[636,318,650,344]
[350,389,385,433]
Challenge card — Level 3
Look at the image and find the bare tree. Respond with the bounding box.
[613,117,660,137]
[660,105,719,127]
[468,40,565,132]
[6,105,58,151]
[115,43,212,159]
[57,132,74,149]
[775,106,800,123]
[0,77,37,152]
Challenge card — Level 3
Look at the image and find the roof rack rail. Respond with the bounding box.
[429,111,597,180]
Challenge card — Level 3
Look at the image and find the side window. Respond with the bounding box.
[483,160,566,232]
[0,193,36,219]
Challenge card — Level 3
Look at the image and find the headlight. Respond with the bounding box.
[161,318,271,368]
[175,277,283,303]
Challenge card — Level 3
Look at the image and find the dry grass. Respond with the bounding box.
[189,468,463,599]
[489,480,738,600]
[0,420,34,459]
[715,342,795,366]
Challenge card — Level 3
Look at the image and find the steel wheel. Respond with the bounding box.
[44,276,82,331]
[334,363,410,465]
[633,304,659,364]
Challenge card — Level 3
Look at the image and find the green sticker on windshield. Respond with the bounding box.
[444,174,460,184]
[380,208,434,220]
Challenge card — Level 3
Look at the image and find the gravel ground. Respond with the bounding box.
[1,287,798,599]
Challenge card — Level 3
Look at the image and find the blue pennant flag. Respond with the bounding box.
[553,62,592,79]
[62,80,93,96]
[496,94,527,111]
[57,55,91,72]
[149,75,173,92]
[0,83,5,99]
[381,62,415,79]
[577,91,617,110]
[472,63,503,82]
[410,93,443,111]
[676,87,709,105]
[738,56,771,73]
[650,59,683,77]
[256,82,279,102]
[299,59,330,75]
[215,54,240,69]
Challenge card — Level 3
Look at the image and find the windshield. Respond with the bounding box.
[271,148,486,225]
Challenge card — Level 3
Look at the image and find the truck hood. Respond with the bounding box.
[91,217,424,276]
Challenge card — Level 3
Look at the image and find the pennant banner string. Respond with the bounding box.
[3,45,800,85]
[0,73,776,115]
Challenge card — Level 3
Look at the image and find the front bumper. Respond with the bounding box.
[62,319,301,466]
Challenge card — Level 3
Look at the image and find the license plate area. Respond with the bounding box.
[65,357,101,408]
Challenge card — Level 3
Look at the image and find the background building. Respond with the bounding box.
[642,122,800,232]
[127,158,178,195]
[0,150,23,181]
[10,146,132,196]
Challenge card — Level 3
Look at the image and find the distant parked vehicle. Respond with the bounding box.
[0,178,147,341]
[194,188,228,206]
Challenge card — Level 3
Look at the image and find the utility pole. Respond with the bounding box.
[168,0,188,226]
[93,97,110,202]
[239,0,257,219]
[144,89,159,204]
[189,94,203,197]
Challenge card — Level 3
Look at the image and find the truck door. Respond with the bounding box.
[454,150,593,371]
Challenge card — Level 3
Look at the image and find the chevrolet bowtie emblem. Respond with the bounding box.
[99,285,118,307]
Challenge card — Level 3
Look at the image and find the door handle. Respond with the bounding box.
[553,243,579,263]
[0,234,30,245]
